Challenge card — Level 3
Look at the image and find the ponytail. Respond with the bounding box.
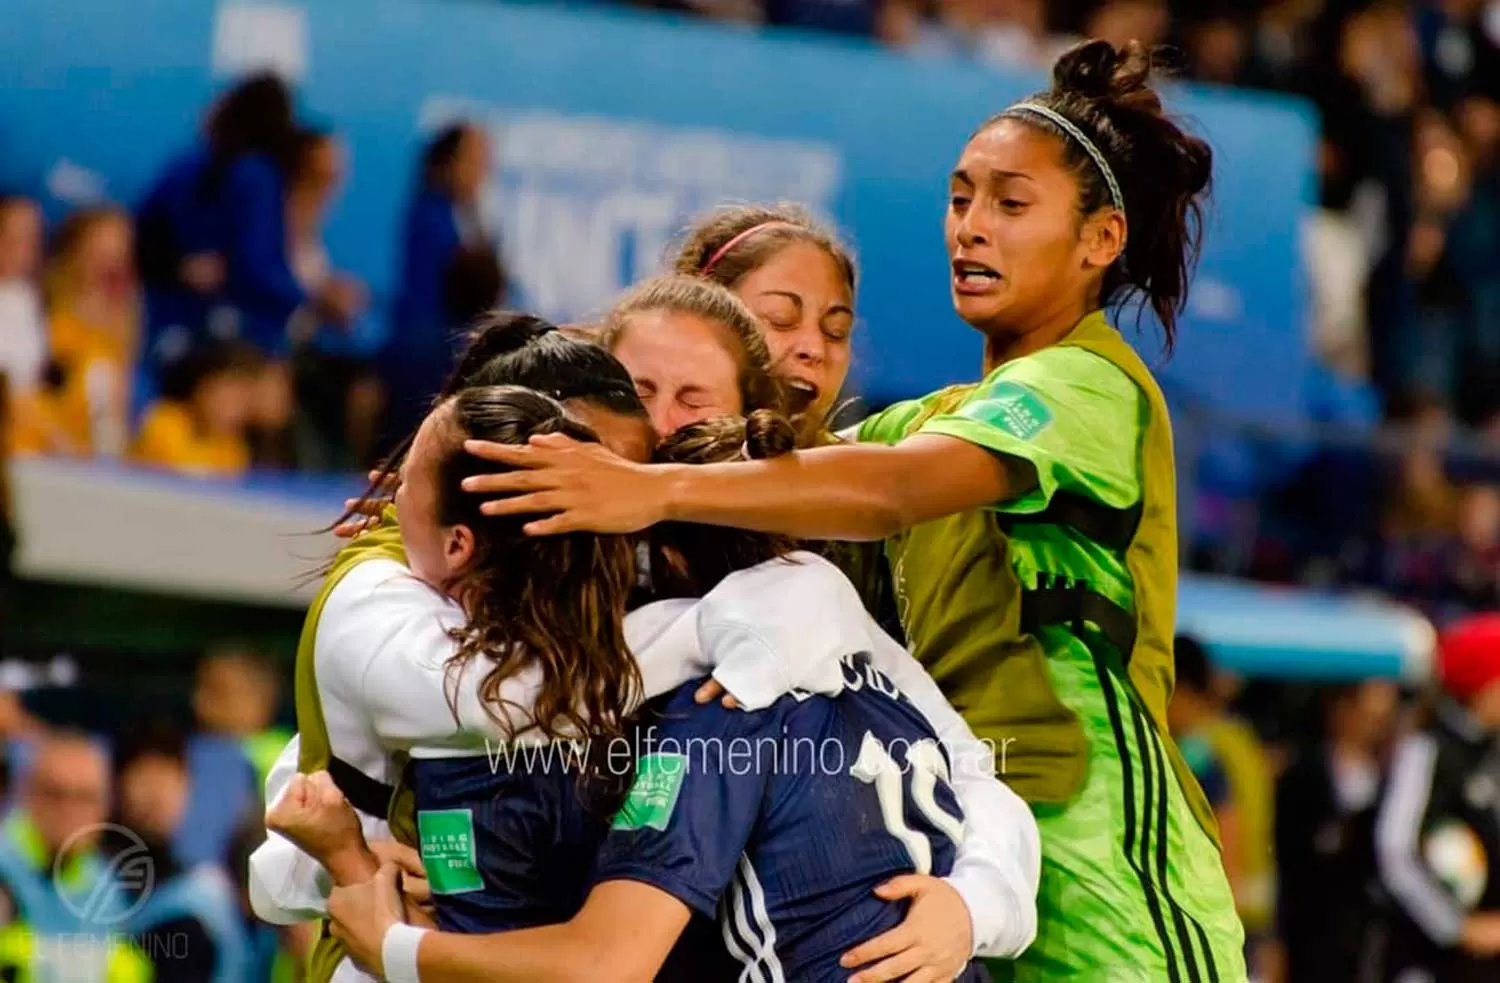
[981,39,1213,351]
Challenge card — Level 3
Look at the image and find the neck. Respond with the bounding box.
[981,300,1094,375]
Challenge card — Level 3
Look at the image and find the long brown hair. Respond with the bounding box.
[646,409,799,598]
[600,274,786,417]
[432,385,640,746]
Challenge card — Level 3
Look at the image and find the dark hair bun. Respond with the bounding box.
[743,409,796,460]
[447,311,557,392]
[1053,39,1158,111]
[463,312,556,360]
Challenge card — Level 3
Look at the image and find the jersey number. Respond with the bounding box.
[850,733,965,874]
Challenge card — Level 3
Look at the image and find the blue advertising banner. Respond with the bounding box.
[0,0,1317,415]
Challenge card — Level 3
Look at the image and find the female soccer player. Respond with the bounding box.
[251,317,837,983]
[596,274,783,437]
[674,203,856,439]
[457,39,1244,982]
[276,409,1037,982]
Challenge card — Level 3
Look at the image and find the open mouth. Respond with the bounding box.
[953,259,1001,293]
[784,378,821,414]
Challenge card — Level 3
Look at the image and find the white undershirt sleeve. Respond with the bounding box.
[866,625,1041,960]
[248,733,337,924]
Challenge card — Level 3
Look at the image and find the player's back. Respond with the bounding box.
[409,746,608,933]
[598,654,991,983]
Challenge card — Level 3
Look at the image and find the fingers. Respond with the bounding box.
[693,680,726,705]
[872,874,930,900]
[845,946,928,983]
[374,862,404,910]
[341,497,388,517]
[527,432,577,449]
[371,841,427,878]
[402,874,433,906]
[895,969,949,983]
[477,491,563,517]
[521,514,580,536]
[841,924,913,970]
[283,773,311,806]
[721,694,741,710]
[334,518,379,539]
[464,439,544,466]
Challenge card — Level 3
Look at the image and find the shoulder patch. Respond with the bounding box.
[968,380,1055,441]
[612,753,688,832]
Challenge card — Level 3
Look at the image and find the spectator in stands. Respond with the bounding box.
[1452,483,1500,608]
[1183,7,1250,87]
[135,76,247,396]
[113,726,246,983]
[1274,679,1398,983]
[130,340,258,478]
[384,122,504,450]
[0,196,45,403]
[1376,614,1500,981]
[178,644,290,870]
[285,126,382,471]
[0,378,14,630]
[1169,636,1276,968]
[1375,391,1463,608]
[47,207,139,452]
[1418,0,1500,113]
[889,0,1063,69]
[1083,0,1168,52]
[0,732,112,925]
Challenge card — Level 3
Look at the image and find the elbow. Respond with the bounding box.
[556,939,655,983]
[863,486,912,541]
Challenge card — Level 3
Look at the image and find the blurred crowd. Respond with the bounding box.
[0,74,504,480]
[0,647,303,983]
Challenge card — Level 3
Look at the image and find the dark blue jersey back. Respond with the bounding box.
[409,741,740,981]
[409,746,607,933]
[594,654,990,983]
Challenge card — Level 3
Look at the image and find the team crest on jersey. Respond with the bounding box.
[613,753,688,832]
[971,381,1054,441]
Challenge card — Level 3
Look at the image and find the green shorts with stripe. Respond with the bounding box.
[989,629,1246,983]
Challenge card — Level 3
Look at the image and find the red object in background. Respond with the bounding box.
[1437,613,1500,702]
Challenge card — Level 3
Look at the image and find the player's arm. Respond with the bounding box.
[330,869,691,983]
[859,625,1041,961]
[465,432,1033,541]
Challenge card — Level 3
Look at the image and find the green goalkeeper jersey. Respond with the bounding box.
[860,312,1245,981]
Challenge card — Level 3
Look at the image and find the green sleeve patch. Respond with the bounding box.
[964,381,1055,441]
[611,753,688,832]
[417,808,484,894]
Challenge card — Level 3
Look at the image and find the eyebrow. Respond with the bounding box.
[756,290,803,309]
[951,168,1033,186]
[759,290,853,319]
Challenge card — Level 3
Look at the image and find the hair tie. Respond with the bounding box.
[701,221,799,276]
[1002,102,1126,216]
[739,440,753,461]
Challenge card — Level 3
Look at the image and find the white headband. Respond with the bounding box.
[1003,102,1126,215]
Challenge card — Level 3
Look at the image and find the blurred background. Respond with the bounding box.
[1,0,1499,981]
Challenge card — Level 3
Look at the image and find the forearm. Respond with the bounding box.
[661,439,1001,542]
[416,925,620,983]
[324,841,379,886]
